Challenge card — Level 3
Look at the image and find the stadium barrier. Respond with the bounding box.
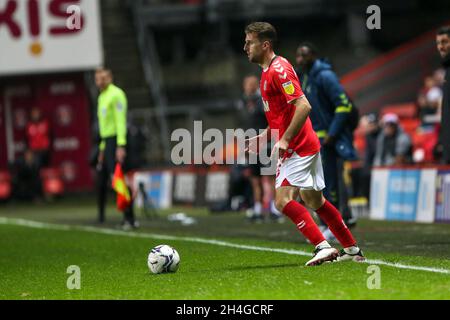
[130,165,450,224]
[130,167,230,210]
[371,166,450,223]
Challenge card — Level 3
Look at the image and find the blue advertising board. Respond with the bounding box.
[385,169,421,221]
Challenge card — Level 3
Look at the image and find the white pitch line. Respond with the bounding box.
[1,217,449,275]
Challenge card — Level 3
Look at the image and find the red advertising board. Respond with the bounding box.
[0,72,93,191]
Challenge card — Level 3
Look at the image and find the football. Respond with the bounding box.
[147,244,180,274]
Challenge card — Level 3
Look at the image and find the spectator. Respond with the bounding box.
[373,113,412,166]
[433,68,446,88]
[240,75,267,218]
[11,149,42,201]
[26,107,51,169]
[417,76,442,129]
[435,26,450,164]
[361,113,380,201]
[237,75,282,221]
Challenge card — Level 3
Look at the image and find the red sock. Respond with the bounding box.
[282,200,325,246]
[316,200,356,248]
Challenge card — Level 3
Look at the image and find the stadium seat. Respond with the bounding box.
[0,171,12,200]
[411,129,439,163]
[381,103,417,119]
[40,168,65,197]
[399,118,421,136]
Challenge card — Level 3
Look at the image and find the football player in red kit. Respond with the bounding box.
[243,22,364,266]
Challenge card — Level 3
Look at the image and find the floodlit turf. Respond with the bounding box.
[0,198,450,299]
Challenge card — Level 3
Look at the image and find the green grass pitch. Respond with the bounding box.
[1,198,450,299]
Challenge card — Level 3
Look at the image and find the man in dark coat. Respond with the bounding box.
[296,43,357,240]
[436,26,450,164]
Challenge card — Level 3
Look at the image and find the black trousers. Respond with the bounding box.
[320,144,354,225]
[97,137,135,223]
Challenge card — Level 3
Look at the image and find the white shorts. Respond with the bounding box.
[275,152,326,190]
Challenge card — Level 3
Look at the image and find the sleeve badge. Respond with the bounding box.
[282,81,295,95]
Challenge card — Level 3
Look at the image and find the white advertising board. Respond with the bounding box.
[0,0,103,75]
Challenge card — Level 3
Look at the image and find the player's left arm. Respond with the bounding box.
[282,95,311,143]
[321,70,352,144]
[272,63,311,157]
[273,96,311,158]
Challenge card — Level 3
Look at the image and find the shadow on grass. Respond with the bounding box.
[222,263,304,272]
[176,263,305,274]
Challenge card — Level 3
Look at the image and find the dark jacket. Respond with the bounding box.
[441,60,450,163]
[364,128,380,171]
[299,59,357,160]
[238,91,268,132]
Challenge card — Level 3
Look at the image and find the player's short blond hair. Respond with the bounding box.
[245,22,277,48]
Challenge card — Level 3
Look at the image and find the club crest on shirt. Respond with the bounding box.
[282,81,295,95]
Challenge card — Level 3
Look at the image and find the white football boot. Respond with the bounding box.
[305,247,339,266]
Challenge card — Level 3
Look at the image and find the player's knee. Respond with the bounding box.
[302,192,325,211]
[275,196,290,212]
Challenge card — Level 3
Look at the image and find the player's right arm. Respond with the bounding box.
[245,126,270,154]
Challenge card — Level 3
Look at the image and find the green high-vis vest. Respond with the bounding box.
[97,84,127,150]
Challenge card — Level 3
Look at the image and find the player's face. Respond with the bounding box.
[244,33,264,64]
[436,34,450,59]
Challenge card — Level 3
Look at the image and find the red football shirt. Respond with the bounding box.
[260,55,320,158]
